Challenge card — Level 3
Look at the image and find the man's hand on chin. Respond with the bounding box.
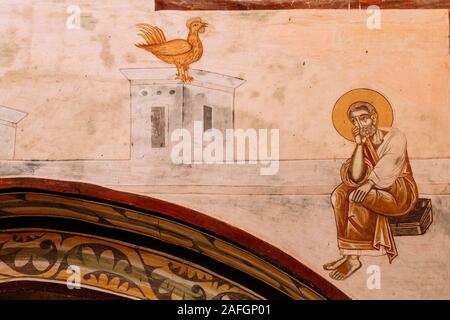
[353,126,367,146]
[352,180,375,203]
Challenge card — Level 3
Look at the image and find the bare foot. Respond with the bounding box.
[329,256,362,280]
[323,256,347,271]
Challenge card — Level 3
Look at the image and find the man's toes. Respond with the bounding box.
[329,270,340,279]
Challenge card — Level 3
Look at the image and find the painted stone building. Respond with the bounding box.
[121,68,244,161]
[0,106,27,160]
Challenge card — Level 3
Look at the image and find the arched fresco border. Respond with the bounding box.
[0,229,263,300]
[0,177,349,300]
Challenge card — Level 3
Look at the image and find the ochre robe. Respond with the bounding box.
[331,128,418,262]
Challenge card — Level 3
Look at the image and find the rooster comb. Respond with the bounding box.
[186,17,203,28]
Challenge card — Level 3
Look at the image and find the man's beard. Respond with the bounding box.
[360,125,377,137]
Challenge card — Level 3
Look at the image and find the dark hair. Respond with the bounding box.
[347,101,377,120]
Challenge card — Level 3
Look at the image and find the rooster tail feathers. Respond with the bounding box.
[135,24,167,46]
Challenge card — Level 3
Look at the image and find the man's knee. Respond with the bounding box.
[330,190,339,207]
[331,185,348,207]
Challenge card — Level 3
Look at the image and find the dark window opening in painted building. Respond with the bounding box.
[203,105,212,132]
[151,106,166,148]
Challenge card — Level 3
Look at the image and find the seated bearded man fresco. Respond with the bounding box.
[325,90,419,281]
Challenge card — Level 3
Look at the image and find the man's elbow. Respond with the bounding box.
[350,169,366,183]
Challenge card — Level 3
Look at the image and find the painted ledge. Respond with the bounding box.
[155,0,450,10]
[121,68,246,93]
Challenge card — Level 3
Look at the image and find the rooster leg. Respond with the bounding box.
[175,65,184,81]
[183,66,193,83]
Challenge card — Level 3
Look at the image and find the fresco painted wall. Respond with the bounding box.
[0,0,449,299]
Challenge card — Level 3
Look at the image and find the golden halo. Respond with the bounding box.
[332,88,393,141]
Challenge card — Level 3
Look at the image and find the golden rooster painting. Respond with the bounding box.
[135,17,208,82]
